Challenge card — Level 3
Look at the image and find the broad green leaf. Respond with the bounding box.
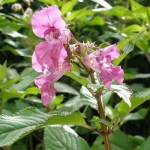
[140,136,150,150]
[54,82,79,95]
[44,126,90,150]
[25,87,40,95]
[0,0,17,5]
[86,16,105,26]
[0,61,7,84]
[111,84,132,107]
[100,6,132,17]
[91,135,104,150]
[121,25,142,35]
[66,8,94,21]
[0,107,88,147]
[118,88,150,117]
[113,42,134,66]
[1,78,20,89]
[61,0,77,15]
[122,108,148,123]
[110,130,139,150]
[12,68,39,90]
[1,89,24,103]
[65,71,89,86]
[0,26,27,38]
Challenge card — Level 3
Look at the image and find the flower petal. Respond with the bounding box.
[34,75,56,106]
[31,6,63,38]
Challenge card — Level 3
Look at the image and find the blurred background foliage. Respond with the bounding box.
[0,0,150,150]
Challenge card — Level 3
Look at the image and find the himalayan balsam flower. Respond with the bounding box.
[31,6,72,106]
[83,44,124,88]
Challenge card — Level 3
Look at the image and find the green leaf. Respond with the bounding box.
[0,0,17,5]
[38,0,63,6]
[121,25,142,35]
[113,42,134,66]
[0,26,27,38]
[0,107,89,147]
[0,61,7,84]
[80,86,97,109]
[61,0,77,15]
[118,88,150,118]
[12,68,39,90]
[44,126,90,150]
[140,136,150,150]
[65,71,89,86]
[25,87,40,95]
[86,16,105,26]
[1,78,20,89]
[110,129,138,150]
[54,82,79,95]
[111,84,132,107]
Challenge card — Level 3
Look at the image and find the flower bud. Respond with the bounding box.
[11,3,22,12]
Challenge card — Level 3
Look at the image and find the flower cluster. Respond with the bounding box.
[31,6,124,106]
[83,44,124,88]
[31,6,72,106]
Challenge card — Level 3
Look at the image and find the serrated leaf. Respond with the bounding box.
[44,126,90,150]
[0,107,89,147]
[80,86,97,109]
[118,88,150,117]
[111,84,132,107]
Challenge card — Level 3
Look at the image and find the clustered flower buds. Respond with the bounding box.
[31,5,124,106]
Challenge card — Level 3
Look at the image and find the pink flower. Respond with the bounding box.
[31,5,71,43]
[83,44,124,88]
[32,41,72,106]
[35,75,56,106]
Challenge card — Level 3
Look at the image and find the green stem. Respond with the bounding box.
[76,43,111,150]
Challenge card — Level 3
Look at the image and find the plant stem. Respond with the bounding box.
[89,72,111,150]
[76,43,111,150]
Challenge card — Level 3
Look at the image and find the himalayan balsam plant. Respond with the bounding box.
[31,5,130,150]
[0,4,150,150]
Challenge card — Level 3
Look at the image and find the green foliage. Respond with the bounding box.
[0,107,88,147]
[0,0,150,149]
[44,126,90,150]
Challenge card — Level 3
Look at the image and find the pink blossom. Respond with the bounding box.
[35,75,56,106]
[31,5,71,43]
[32,41,67,72]
[32,41,72,106]
[83,44,124,88]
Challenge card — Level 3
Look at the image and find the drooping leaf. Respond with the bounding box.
[44,126,90,150]
[0,107,89,147]
[118,88,150,117]
[111,84,132,107]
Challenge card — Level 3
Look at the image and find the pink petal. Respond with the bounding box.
[52,61,72,81]
[34,75,56,106]
[31,6,63,38]
[99,65,124,88]
[32,41,67,72]
[101,44,120,60]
